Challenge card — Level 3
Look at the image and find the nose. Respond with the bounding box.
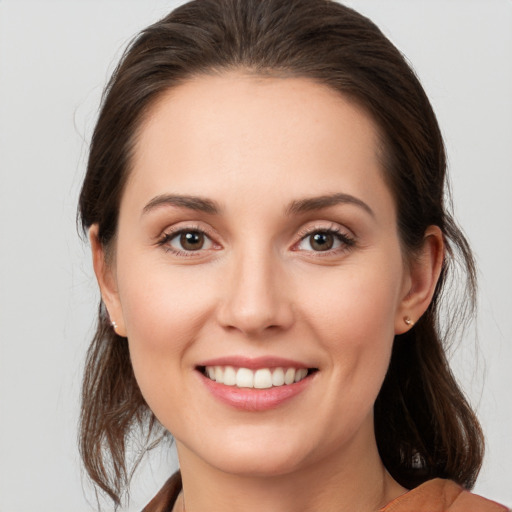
[216,247,294,338]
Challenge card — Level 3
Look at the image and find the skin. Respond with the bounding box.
[91,74,444,512]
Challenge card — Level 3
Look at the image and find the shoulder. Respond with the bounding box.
[141,474,509,512]
[142,472,182,512]
[381,478,509,512]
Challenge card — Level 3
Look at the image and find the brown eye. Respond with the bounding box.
[309,232,334,251]
[179,231,205,250]
[295,228,355,254]
[162,228,216,255]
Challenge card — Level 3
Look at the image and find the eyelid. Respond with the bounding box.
[295,221,352,239]
[154,221,355,257]
[156,222,222,256]
[292,222,356,254]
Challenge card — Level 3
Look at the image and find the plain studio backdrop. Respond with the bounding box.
[0,1,511,510]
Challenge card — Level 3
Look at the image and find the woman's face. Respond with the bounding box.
[99,74,422,477]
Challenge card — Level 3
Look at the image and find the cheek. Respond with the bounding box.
[300,263,402,339]
[119,258,213,343]
[115,258,216,402]
[297,259,402,387]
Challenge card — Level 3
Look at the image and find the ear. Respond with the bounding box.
[89,224,127,337]
[395,225,444,334]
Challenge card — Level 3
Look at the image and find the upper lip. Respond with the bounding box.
[196,356,314,370]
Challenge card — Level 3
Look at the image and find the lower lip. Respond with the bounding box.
[199,372,314,411]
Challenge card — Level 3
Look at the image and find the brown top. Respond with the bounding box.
[142,472,509,512]
[380,478,508,512]
[142,472,182,512]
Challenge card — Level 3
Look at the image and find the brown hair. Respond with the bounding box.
[78,0,483,505]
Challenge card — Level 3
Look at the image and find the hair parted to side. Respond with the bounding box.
[78,0,483,506]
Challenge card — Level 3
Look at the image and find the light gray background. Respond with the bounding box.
[0,1,511,510]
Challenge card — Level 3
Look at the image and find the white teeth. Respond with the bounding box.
[295,368,308,382]
[271,367,285,386]
[204,365,311,388]
[254,369,273,389]
[223,366,237,386]
[236,368,254,388]
[284,368,296,385]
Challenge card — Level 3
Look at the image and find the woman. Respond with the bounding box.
[78,1,508,510]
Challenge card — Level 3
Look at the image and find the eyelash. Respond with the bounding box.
[294,225,356,256]
[157,225,218,258]
[156,224,356,257]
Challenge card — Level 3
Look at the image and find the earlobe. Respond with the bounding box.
[89,225,127,337]
[395,225,444,334]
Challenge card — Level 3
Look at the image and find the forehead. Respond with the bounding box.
[124,73,392,220]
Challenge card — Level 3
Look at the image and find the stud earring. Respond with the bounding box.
[404,316,414,327]
[111,320,118,331]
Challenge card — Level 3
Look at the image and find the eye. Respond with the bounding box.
[160,229,215,254]
[296,228,355,253]
[304,232,336,251]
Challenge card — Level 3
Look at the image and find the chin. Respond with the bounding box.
[177,426,316,478]
[208,449,308,478]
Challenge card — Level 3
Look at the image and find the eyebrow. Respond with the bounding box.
[141,192,374,218]
[286,193,375,217]
[142,194,220,215]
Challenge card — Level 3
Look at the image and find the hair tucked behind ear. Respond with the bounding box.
[374,216,482,489]
[78,0,483,505]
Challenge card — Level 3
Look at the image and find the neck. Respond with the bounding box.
[175,427,406,512]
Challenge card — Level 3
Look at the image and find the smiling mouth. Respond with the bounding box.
[198,365,318,389]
